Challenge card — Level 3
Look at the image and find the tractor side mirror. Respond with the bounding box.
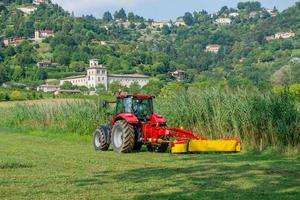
[102,100,108,108]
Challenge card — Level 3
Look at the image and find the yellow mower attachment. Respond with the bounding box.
[171,139,241,154]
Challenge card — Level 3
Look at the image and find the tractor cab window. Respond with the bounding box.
[123,97,133,113]
[132,98,153,119]
[115,97,153,120]
[116,97,133,115]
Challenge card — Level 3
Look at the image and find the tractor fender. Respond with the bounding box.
[150,114,167,125]
[111,113,139,125]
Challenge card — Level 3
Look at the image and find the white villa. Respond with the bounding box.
[265,31,295,42]
[174,18,187,27]
[215,18,232,25]
[274,31,295,39]
[60,60,150,90]
[33,0,49,5]
[35,30,55,41]
[229,12,239,17]
[205,45,221,53]
[17,6,37,15]
[151,21,172,28]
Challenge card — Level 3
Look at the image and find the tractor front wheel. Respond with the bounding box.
[94,127,109,151]
[111,120,135,153]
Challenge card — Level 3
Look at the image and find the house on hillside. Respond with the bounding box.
[33,0,49,5]
[274,31,295,39]
[17,6,37,15]
[249,11,258,19]
[265,35,275,41]
[37,84,60,93]
[266,9,278,17]
[151,21,171,28]
[215,18,231,25]
[229,12,239,17]
[205,45,221,53]
[174,18,187,27]
[35,30,54,42]
[60,59,150,90]
[37,61,52,68]
[3,37,26,46]
[170,70,186,81]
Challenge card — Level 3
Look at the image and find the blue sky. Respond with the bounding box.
[52,0,298,20]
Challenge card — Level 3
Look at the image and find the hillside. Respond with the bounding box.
[0,1,300,94]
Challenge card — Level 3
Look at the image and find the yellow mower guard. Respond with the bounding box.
[171,139,241,154]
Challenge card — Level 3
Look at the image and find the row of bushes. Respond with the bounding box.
[0,91,44,101]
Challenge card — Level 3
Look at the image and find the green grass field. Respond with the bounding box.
[0,129,300,200]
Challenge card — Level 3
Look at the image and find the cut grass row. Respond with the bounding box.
[0,129,300,200]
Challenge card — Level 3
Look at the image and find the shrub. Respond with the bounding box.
[9,91,23,101]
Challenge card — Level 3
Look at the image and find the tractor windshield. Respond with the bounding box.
[132,98,153,119]
[116,97,153,120]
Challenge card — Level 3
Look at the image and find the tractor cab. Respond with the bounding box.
[116,94,154,120]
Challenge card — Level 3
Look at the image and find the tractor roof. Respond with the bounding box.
[117,94,155,99]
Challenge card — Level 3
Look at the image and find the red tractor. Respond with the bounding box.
[94,94,241,154]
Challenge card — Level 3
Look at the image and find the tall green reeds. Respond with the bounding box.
[0,89,299,150]
[155,88,300,150]
[0,100,108,135]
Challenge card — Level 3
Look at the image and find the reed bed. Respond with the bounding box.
[0,89,299,150]
[0,99,107,135]
[155,88,300,150]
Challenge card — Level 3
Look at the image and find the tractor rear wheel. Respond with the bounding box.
[111,120,135,153]
[147,143,168,153]
[94,127,109,151]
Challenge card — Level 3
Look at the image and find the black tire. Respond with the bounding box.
[94,127,109,151]
[111,120,135,153]
[147,143,168,153]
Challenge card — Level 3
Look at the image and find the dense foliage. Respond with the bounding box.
[0,1,299,94]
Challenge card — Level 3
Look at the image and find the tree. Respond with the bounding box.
[183,12,194,26]
[53,44,71,66]
[96,84,107,94]
[114,8,127,21]
[128,12,135,22]
[220,6,229,14]
[12,66,25,81]
[161,25,171,35]
[79,85,89,92]
[138,22,147,29]
[143,79,163,96]
[237,1,261,11]
[103,11,113,22]
[61,81,73,90]
[0,65,12,84]
[109,81,124,94]
[128,82,141,94]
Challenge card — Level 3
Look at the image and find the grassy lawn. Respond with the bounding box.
[0,129,300,200]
